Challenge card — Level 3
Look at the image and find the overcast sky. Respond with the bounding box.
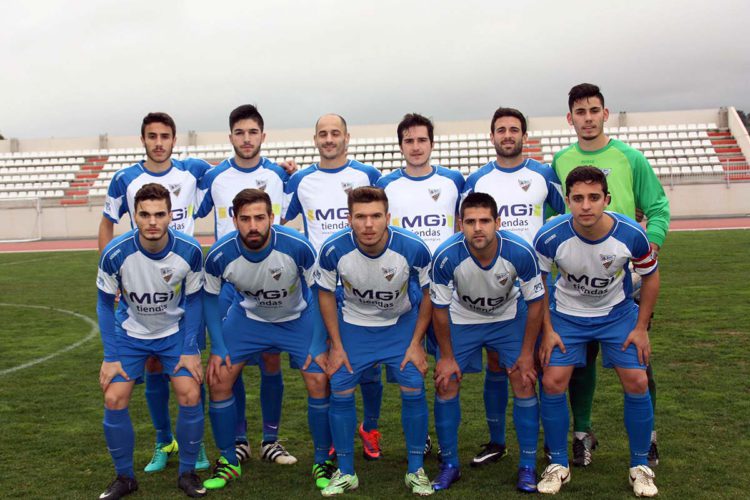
[1,0,748,139]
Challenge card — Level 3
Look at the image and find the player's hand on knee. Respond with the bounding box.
[176,354,203,384]
[303,352,329,373]
[434,357,461,391]
[509,352,537,389]
[401,342,428,376]
[100,361,129,391]
[539,330,565,368]
[326,346,352,376]
[622,326,651,366]
[206,354,228,386]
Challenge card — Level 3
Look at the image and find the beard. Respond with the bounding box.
[233,143,261,161]
[241,229,270,250]
[494,140,523,158]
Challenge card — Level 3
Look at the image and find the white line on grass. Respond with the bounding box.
[0,257,59,267]
[0,303,98,377]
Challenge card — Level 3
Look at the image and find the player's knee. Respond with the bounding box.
[260,352,281,374]
[436,380,460,399]
[486,351,502,372]
[104,390,130,410]
[540,372,568,394]
[208,379,234,401]
[174,382,201,406]
[621,371,648,394]
[303,372,329,398]
[508,371,535,398]
[145,356,163,373]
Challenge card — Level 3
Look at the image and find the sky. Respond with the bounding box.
[1,0,748,139]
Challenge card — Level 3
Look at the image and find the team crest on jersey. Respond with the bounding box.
[341,182,354,194]
[518,179,531,192]
[270,267,283,281]
[601,168,612,177]
[255,179,268,191]
[599,254,616,269]
[495,272,510,286]
[428,188,441,201]
[160,267,174,283]
[381,266,397,282]
[168,184,182,197]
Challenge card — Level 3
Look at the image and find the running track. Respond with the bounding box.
[1,218,748,253]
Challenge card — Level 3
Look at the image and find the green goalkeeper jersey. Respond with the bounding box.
[552,139,670,247]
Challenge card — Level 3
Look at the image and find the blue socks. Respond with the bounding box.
[624,391,653,467]
[360,366,382,432]
[308,396,332,464]
[208,396,239,466]
[176,403,204,474]
[484,369,508,446]
[232,373,247,442]
[540,390,569,467]
[260,369,284,443]
[434,395,461,467]
[144,371,172,444]
[401,389,428,473]
[329,393,356,474]
[103,407,135,478]
[513,396,540,468]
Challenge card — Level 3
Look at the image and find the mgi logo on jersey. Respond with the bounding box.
[270,266,283,281]
[255,179,268,191]
[429,188,441,201]
[495,272,510,286]
[518,179,531,192]
[381,266,396,282]
[168,184,182,197]
[160,267,174,283]
[599,254,616,269]
[341,182,354,194]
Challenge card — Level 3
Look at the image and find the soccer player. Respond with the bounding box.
[200,189,333,491]
[97,112,211,473]
[316,187,434,496]
[282,114,386,461]
[430,192,545,492]
[97,183,206,499]
[195,104,295,465]
[461,107,566,467]
[553,84,670,466]
[534,166,659,497]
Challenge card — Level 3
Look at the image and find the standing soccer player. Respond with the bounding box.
[97,184,206,499]
[460,107,565,467]
[282,114,386,461]
[553,84,669,466]
[200,189,333,491]
[316,187,434,496]
[534,167,659,497]
[430,192,545,492]
[98,112,211,473]
[195,105,295,465]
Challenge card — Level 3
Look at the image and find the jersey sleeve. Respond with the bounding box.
[510,238,545,302]
[630,151,671,247]
[184,244,205,295]
[627,222,659,276]
[543,166,566,216]
[429,251,454,308]
[533,230,555,274]
[102,173,128,223]
[282,175,302,220]
[314,243,339,292]
[97,249,120,294]
[195,171,216,219]
[203,244,225,296]
[412,240,432,289]
[296,237,318,288]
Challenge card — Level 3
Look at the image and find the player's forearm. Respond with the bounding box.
[96,290,118,361]
[522,299,544,355]
[318,289,342,348]
[410,288,432,345]
[636,269,660,330]
[98,217,114,254]
[432,307,455,359]
[540,276,554,335]
[202,292,227,357]
[181,291,202,355]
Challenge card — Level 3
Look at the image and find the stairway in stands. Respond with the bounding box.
[60,155,106,205]
[708,131,750,180]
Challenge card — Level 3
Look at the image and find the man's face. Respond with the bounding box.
[348,201,389,249]
[567,97,609,141]
[460,206,500,252]
[400,125,432,169]
[230,118,266,161]
[490,116,526,158]
[566,181,611,229]
[141,122,176,164]
[134,198,172,242]
[233,201,272,250]
[314,115,349,161]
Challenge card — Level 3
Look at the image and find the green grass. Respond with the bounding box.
[1,230,749,499]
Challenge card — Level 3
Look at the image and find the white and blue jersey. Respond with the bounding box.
[534,212,658,319]
[431,230,545,324]
[316,226,431,327]
[196,156,289,238]
[377,166,464,253]
[462,159,565,244]
[282,159,381,251]
[96,228,204,360]
[204,225,317,323]
[103,158,211,236]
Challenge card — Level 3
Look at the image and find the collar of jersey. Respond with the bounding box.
[230,157,264,173]
[569,212,618,244]
[573,138,614,156]
[399,165,437,181]
[462,230,502,270]
[315,159,351,173]
[138,159,174,177]
[351,227,392,259]
[492,158,528,173]
[133,228,174,260]
[235,227,276,262]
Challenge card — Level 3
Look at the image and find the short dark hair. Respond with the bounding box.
[229,104,264,132]
[141,112,176,138]
[397,113,434,145]
[568,83,605,111]
[565,166,609,195]
[460,192,498,219]
[134,183,171,212]
[490,107,527,135]
[347,186,388,214]
[232,188,273,217]
[315,114,347,133]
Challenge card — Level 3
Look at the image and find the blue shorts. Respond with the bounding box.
[427,316,486,374]
[113,331,193,383]
[331,311,424,392]
[548,303,645,369]
[222,304,322,373]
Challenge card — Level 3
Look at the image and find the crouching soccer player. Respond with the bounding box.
[430,192,545,492]
[533,166,659,497]
[96,183,206,499]
[316,186,434,496]
[201,189,333,491]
